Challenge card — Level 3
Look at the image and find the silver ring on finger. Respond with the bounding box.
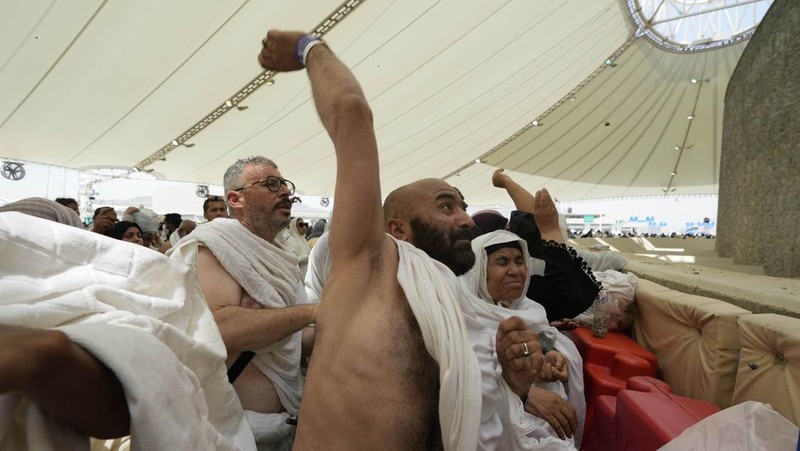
[522,342,531,357]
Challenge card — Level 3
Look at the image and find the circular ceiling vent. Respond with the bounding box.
[629,0,773,52]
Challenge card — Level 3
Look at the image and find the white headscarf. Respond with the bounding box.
[280,217,311,259]
[463,230,536,308]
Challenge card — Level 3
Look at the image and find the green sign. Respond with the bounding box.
[583,215,595,223]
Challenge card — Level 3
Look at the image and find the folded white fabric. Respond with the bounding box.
[0,212,255,451]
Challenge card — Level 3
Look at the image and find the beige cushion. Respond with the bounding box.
[633,279,751,408]
[733,314,800,426]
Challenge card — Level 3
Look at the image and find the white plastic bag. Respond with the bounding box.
[659,401,799,451]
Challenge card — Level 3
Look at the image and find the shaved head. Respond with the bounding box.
[384,178,475,275]
[383,178,458,222]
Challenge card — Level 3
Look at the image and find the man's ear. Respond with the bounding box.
[226,191,243,212]
[386,218,410,241]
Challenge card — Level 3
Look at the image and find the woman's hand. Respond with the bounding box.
[540,350,569,383]
[496,316,543,397]
[524,386,577,440]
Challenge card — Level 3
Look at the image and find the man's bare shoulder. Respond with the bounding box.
[196,246,241,309]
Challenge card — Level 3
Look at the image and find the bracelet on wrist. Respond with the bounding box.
[296,34,324,67]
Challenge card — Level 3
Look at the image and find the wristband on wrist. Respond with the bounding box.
[296,35,324,67]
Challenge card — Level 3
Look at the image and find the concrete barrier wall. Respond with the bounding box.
[718,0,800,277]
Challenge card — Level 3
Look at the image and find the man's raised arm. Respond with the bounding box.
[259,31,383,265]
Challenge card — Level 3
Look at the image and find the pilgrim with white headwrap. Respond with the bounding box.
[276,217,311,279]
[461,230,586,449]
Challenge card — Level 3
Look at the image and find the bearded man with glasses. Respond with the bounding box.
[169,155,317,449]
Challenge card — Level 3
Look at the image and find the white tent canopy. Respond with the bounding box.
[0,0,772,205]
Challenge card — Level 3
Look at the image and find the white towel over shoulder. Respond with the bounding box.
[392,237,483,451]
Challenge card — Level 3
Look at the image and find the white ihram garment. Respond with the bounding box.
[0,212,254,451]
[171,218,306,450]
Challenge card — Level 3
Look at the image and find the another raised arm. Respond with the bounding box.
[492,169,563,243]
[259,31,383,267]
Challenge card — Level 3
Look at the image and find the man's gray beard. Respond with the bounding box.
[242,209,289,242]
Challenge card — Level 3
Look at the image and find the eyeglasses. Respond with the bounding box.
[296,222,308,228]
[234,176,296,195]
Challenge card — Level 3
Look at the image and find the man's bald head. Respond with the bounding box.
[383,178,460,223]
[384,178,475,275]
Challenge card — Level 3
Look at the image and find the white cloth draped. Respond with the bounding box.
[169,229,181,245]
[461,230,586,450]
[0,212,255,451]
[170,218,306,417]
[392,237,483,451]
[304,232,330,304]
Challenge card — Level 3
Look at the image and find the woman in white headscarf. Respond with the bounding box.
[277,217,311,278]
[461,230,586,447]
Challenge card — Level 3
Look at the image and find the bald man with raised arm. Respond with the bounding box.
[259,31,545,450]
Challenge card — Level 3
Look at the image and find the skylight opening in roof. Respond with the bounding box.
[629,0,774,52]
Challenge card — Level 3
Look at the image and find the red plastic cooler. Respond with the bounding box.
[568,328,658,438]
[582,376,720,451]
